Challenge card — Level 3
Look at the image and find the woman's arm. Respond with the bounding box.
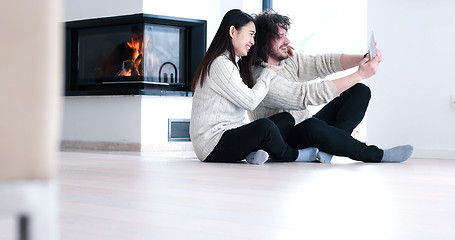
[208,57,276,111]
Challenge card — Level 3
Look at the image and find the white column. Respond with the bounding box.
[0,0,62,239]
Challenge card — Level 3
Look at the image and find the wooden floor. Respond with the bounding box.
[2,151,455,240]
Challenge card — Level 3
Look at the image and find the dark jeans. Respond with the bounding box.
[287,83,384,162]
[205,112,298,163]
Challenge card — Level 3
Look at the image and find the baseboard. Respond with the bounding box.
[141,142,194,152]
[61,140,194,152]
[61,140,141,151]
[412,148,455,160]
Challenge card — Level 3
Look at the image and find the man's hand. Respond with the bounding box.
[357,49,381,79]
[374,48,382,63]
[364,48,382,63]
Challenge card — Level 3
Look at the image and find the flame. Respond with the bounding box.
[127,32,143,76]
[124,69,131,76]
[116,30,147,77]
[127,38,141,61]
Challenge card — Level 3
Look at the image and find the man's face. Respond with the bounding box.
[268,26,291,62]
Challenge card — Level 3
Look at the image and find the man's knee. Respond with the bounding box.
[288,118,327,148]
[294,118,328,137]
[303,118,326,131]
[353,83,371,100]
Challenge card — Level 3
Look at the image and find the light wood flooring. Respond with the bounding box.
[2,151,455,240]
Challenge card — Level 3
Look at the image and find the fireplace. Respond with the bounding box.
[65,14,206,96]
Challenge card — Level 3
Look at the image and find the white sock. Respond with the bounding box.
[295,148,318,162]
[317,151,333,163]
[381,145,413,163]
[246,149,269,165]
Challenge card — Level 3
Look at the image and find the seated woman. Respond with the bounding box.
[190,9,317,164]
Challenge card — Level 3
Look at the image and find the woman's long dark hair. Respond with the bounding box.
[253,9,291,64]
[191,9,257,91]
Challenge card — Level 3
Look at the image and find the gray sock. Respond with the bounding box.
[296,147,318,162]
[317,151,333,163]
[381,145,413,163]
[246,149,269,165]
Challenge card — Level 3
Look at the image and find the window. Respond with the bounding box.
[273,0,367,55]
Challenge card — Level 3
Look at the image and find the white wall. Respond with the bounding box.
[141,96,193,151]
[64,0,262,46]
[62,96,142,144]
[367,0,455,159]
[64,0,143,21]
[143,0,262,51]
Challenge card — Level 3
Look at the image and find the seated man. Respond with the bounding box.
[248,10,413,163]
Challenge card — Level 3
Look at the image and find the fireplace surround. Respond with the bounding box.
[65,14,206,96]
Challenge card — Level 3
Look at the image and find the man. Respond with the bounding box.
[248,10,413,163]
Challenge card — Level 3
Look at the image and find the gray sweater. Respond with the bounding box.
[248,53,344,124]
[190,52,276,161]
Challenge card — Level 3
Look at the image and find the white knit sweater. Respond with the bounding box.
[190,52,276,161]
[248,53,344,124]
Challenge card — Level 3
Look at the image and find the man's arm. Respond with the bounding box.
[292,53,344,81]
[333,50,381,94]
[260,74,338,110]
[340,54,365,70]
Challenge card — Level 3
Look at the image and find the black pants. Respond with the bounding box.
[287,83,383,162]
[205,112,298,163]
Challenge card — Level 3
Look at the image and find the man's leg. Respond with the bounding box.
[288,118,383,162]
[312,83,371,162]
[313,83,371,133]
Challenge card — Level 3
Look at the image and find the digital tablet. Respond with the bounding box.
[369,32,376,60]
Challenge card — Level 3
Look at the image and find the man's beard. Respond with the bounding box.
[268,47,289,62]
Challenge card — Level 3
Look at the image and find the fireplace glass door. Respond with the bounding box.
[77,24,184,86]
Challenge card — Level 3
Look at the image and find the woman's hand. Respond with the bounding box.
[287,45,295,57]
[264,65,278,74]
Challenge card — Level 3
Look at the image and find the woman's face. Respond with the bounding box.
[230,21,255,57]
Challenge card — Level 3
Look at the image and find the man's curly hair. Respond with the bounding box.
[253,9,292,64]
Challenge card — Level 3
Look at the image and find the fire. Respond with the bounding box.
[117,30,145,77]
[124,69,131,76]
[127,37,142,63]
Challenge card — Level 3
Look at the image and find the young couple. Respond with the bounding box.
[190,9,413,165]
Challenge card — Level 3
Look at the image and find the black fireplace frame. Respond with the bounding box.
[65,13,206,96]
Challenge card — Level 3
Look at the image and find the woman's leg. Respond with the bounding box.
[266,112,318,162]
[205,117,298,163]
[288,118,383,162]
[313,83,371,133]
[267,112,295,141]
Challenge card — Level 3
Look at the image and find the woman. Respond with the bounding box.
[190,9,317,164]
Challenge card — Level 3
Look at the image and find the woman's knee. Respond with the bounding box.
[274,112,295,125]
[252,118,277,132]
